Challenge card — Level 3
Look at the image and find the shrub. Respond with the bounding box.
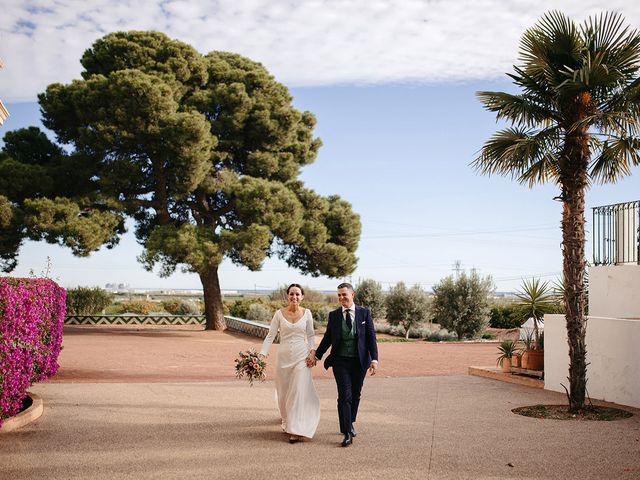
[66,287,112,315]
[431,271,494,340]
[424,329,458,342]
[246,304,273,323]
[161,299,201,315]
[385,282,430,339]
[355,278,386,320]
[489,304,522,329]
[310,305,333,327]
[0,278,66,427]
[119,300,159,315]
[229,299,255,318]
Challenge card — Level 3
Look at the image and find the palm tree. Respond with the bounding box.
[473,11,640,412]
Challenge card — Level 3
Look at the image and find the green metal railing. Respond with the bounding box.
[592,200,640,265]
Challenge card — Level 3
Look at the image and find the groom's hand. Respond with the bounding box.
[369,362,378,376]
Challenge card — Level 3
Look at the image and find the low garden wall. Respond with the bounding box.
[63,314,275,341]
[65,314,206,326]
[0,278,66,427]
[224,315,277,342]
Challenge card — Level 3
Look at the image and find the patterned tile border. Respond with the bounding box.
[65,315,206,325]
[63,315,277,342]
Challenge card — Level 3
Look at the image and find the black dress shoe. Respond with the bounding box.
[341,433,353,447]
[350,428,357,437]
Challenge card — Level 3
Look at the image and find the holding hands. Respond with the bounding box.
[306,350,317,368]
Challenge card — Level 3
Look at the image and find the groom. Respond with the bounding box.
[311,283,379,447]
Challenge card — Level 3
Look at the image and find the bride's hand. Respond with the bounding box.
[305,353,316,367]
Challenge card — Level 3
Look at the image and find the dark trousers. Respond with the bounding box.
[332,356,367,434]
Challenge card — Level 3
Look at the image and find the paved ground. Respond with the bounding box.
[2,326,640,480]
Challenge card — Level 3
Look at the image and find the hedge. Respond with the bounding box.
[0,278,66,427]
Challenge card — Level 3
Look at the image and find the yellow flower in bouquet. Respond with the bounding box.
[235,349,267,386]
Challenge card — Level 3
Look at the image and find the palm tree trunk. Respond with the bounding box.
[561,151,589,412]
[199,266,226,331]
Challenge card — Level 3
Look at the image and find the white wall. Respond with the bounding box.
[545,314,640,408]
[589,265,640,319]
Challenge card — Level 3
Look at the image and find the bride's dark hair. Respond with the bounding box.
[287,283,305,295]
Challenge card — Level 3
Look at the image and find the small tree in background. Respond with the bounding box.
[385,282,429,339]
[431,271,494,340]
[66,287,112,315]
[355,278,386,320]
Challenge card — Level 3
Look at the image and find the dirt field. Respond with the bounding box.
[52,326,500,383]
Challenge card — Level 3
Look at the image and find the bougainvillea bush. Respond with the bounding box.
[0,278,66,427]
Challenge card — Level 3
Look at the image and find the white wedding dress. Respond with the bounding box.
[260,308,320,438]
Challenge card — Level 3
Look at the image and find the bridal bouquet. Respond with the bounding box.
[234,349,266,386]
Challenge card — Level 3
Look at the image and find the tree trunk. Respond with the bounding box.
[199,266,226,331]
[561,151,589,412]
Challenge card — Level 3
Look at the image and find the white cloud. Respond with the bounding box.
[1,0,640,101]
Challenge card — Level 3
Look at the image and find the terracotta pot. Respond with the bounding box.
[511,353,521,368]
[526,349,544,371]
[501,357,512,373]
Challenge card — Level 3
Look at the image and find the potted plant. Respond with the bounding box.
[515,278,552,371]
[496,339,518,373]
[527,331,544,370]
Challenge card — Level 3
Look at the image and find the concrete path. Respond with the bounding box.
[2,326,640,480]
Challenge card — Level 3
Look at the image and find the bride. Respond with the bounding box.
[260,284,320,443]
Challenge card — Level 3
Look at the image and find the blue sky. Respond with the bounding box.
[2,1,640,292]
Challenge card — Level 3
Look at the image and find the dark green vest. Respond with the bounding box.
[336,311,356,358]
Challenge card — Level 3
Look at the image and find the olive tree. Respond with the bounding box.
[385,282,429,339]
[355,278,386,320]
[431,271,494,340]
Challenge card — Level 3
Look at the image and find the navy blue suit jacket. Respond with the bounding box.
[315,304,378,371]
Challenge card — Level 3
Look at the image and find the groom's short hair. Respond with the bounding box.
[337,282,354,292]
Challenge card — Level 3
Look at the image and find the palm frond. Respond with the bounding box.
[589,135,640,183]
[519,11,583,88]
[604,78,640,113]
[518,150,561,187]
[478,10,640,190]
[476,91,553,127]
[560,50,626,91]
[473,127,561,186]
[582,11,640,69]
[578,110,640,138]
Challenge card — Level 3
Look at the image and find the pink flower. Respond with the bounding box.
[1,278,65,426]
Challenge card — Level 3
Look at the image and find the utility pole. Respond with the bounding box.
[452,260,463,277]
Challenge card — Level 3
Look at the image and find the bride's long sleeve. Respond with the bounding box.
[305,310,316,351]
[260,311,280,357]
